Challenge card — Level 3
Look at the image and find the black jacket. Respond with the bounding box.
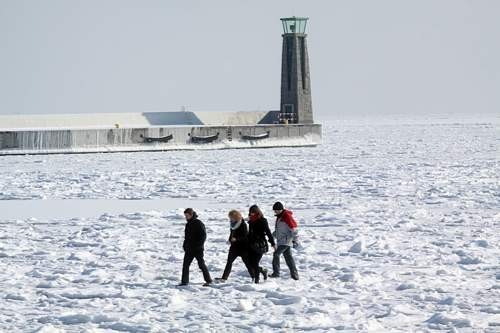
[248,217,275,247]
[183,217,207,253]
[228,220,249,250]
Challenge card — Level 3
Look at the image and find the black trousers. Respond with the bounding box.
[181,251,212,284]
[248,251,264,282]
[222,246,253,280]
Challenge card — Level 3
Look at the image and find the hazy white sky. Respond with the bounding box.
[0,0,499,118]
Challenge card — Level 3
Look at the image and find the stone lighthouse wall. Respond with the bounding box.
[280,33,314,124]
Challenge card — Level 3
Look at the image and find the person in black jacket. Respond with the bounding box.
[247,205,276,283]
[216,210,254,282]
[179,208,212,286]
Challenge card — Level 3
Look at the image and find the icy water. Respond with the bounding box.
[0,120,499,332]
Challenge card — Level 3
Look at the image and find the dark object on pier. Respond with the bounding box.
[189,132,219,143]
[240,131,270,141]
[140,134,173,143]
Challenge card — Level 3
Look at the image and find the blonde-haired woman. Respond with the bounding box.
[216,209,254,282]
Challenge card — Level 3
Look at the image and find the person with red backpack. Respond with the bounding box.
[270,202,299,280]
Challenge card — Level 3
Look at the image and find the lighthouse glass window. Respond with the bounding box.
[282,18,307,34]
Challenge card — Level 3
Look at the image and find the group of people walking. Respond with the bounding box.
[179,202,300,286]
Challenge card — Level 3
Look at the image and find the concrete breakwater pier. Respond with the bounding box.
[1,16,322,155]
[0,113,321,155]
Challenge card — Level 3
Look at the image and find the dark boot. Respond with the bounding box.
[260,267,268,281]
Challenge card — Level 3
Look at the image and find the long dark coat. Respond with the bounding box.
[183,217,207,254]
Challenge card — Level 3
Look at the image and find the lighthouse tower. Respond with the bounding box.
[279,17,314,124]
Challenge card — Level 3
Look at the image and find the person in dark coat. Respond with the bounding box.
[179,208,212,286]
[247,205,275,283]
[216,210,254,282]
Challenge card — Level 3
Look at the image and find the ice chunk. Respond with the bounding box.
[438,297,455,305]
[337,271,361,282]
[4,294,27,301]
[426,312,472,328]
[91,314,116,323]
[480,306,500,314]
[34,325,66,333]
[396,283,416,291]
[348,240,365,253]
[471,239,489,248]
[457,256,481,265]
[270,296,304,306]
[168,292,186,307]
[98,322,150,333]
[314,212,337,222]
[58,314,91,325]
[237,299,254,311]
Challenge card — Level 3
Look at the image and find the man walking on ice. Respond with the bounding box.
[179,208,212,286]
[270,202,299,280]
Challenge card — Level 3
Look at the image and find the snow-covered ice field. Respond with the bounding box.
[0,119,499,332]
